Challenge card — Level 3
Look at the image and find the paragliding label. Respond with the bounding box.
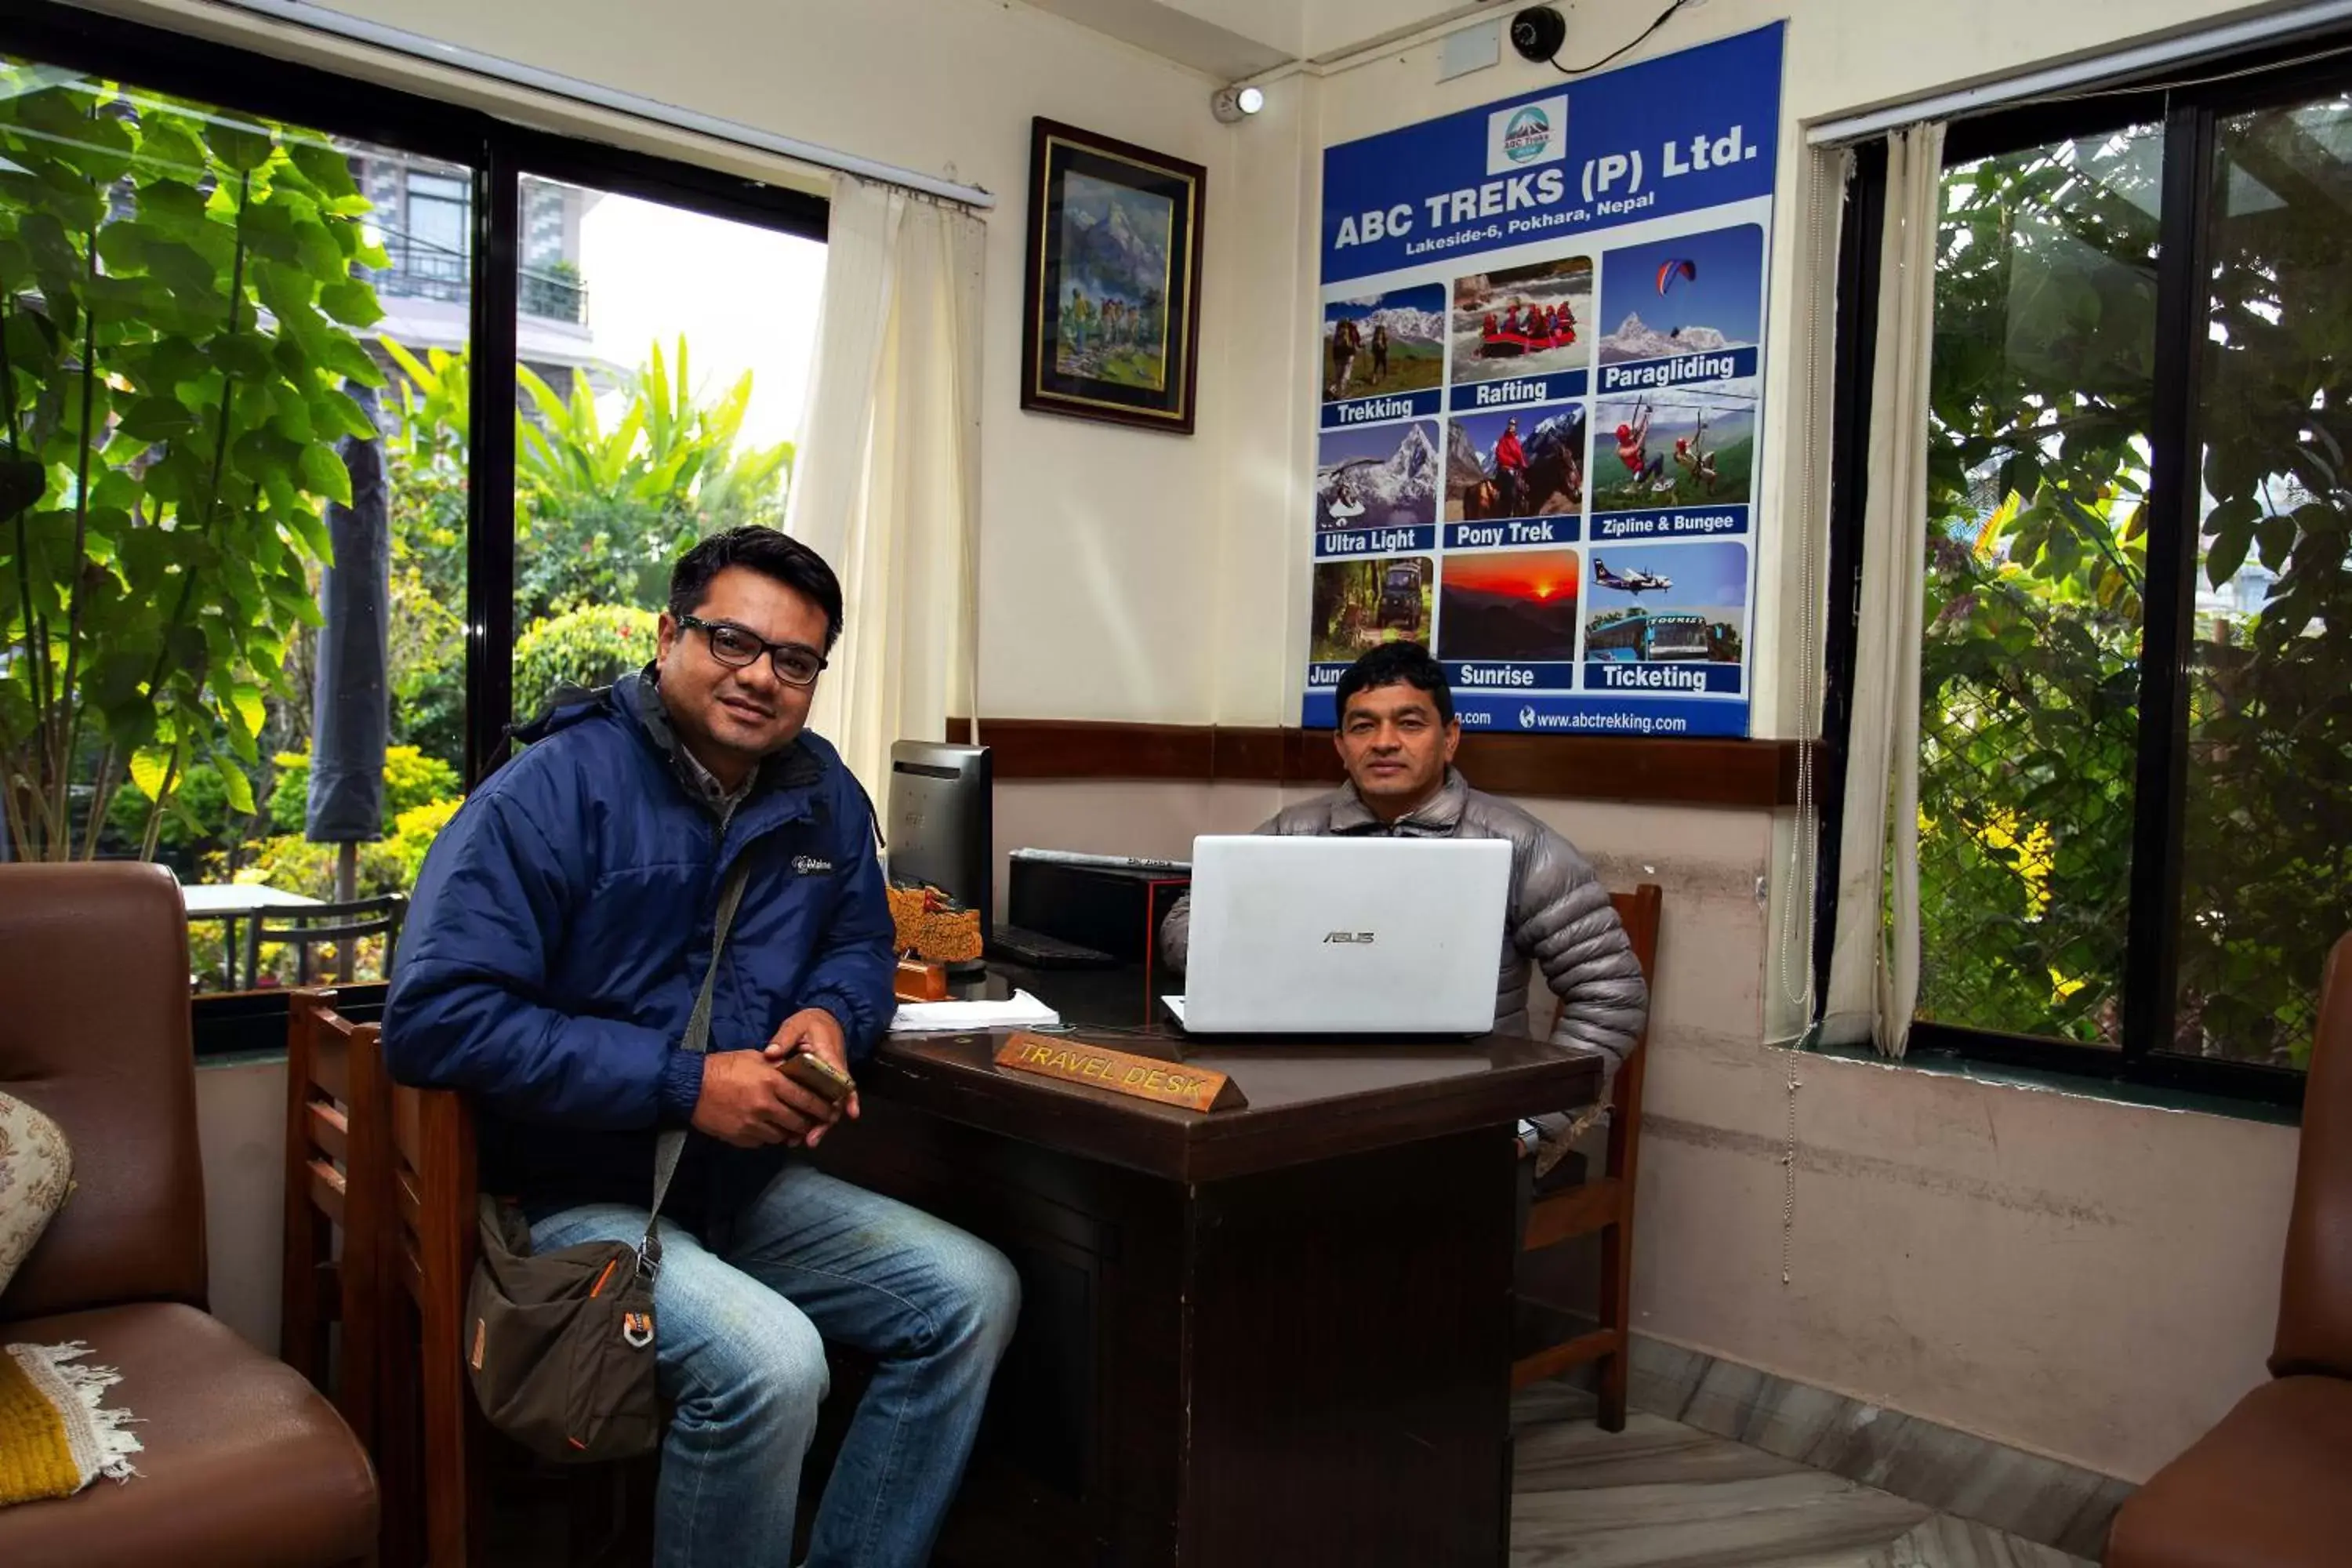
[1306,23,1782,740]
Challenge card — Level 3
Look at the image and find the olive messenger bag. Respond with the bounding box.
[461,860,750,1461]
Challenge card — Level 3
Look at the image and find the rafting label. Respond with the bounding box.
[1305,24,1781,740]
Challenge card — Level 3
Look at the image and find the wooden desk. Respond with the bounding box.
[813,973,1600,1567]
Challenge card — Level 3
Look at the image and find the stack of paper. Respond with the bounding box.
[890,989,1062,1034]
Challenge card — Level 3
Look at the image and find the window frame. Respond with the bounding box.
[0,1,828,1056]
[1817,37,2352,1112]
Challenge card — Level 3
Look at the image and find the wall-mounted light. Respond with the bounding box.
[1210,84,1265,124]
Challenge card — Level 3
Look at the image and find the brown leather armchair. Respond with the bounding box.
[0,862,379,1568]
[2107,932,2352,1566]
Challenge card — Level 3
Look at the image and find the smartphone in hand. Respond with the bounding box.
[777,1047,855,1107]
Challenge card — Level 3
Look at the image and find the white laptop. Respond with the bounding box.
[1164,836,1512,1035]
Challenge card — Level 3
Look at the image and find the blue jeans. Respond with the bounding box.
[532,1164,1021,1568]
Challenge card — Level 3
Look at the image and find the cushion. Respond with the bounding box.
[0,1091,71,1301]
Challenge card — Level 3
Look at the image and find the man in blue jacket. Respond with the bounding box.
[386,526,1018,1568]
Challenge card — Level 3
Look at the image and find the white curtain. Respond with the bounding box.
[786,174,985,796]
[1822,123,1946,1055]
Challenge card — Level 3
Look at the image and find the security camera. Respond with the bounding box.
[1211,84,1265,123]
[1510,5,1566,62]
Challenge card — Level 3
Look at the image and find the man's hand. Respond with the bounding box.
[764,1007,861,1149]
[691,1049,823,1149]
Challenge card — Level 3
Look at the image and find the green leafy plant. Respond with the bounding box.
[230,793,459,903]
[263,742,459,835]
[379,339,468,769]
[1918,131,2162,1046]
[1921,118,2352,1067]
[0,71,389,861]
[381,335,793,626]
[106,756,248,852]
[513,602,657,717]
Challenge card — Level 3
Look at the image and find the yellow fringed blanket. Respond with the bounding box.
[0,1341,140,1507]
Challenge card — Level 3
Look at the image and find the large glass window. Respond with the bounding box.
[1917,125,2161,1047]
[2175,90,2352,1070]
[508,176,824,724]
[0,65,456,991]
[1830,54,2352,1103]
[0,4,826,1032]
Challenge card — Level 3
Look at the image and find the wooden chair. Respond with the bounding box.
[1512,883,1662,1431]
[384,1076,486,1567]
[368,1059,664,1568]
[249,891,410,989]
[281,989,388,1458]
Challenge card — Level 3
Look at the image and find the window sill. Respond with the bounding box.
[1805,1037,2303,1129]
[191,983,385,1060]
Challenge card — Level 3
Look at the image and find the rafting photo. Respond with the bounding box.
[1318,421,1440,531]
[1450,257,1592,385]
[1584,543,1748,664]
[1446,406,1585,522]
[1596,223,1763,366]
[1310,555,1436,660]
[1439,549,1581,663]
[1591,387,1755,512]
[1323,284,1445,403]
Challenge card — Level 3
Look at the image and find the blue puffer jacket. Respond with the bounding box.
[383,671,896,1229]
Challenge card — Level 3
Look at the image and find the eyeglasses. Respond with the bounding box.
[678,615,829,687]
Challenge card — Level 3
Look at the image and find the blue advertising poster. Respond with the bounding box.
[1305,24,1781,739]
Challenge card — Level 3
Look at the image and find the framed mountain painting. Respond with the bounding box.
[1020,118,1207,434]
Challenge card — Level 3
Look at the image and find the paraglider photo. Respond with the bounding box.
[1449,257,1595,387]
[1311,555,1436,660]
[1445,406,1586,522]
[1439,548,1581,662]
[1317,420,1440,531]
[1596,224,1764,367]
[1323,285,1446,403]
[1591,387,1755,512]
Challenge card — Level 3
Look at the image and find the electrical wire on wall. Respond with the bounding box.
[1544,0,1693,78]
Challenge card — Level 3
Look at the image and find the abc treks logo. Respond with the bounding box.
[1503,107,1553,164]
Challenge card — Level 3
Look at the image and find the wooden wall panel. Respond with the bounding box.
[946,720,1805,808]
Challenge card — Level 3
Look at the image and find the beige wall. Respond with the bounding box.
[193,1057,289,1351]
[115,0,2312,1482]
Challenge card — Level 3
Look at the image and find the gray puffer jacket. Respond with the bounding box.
[1160,769,1647,1170]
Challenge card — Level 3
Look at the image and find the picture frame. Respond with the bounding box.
[1021,118,1207,434]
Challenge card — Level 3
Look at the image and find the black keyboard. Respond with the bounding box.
[989,924,1119,970]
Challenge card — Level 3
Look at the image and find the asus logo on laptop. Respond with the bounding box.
[1321,931,1376,945]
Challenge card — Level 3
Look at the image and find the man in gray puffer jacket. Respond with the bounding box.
[1160,642,1646,1178]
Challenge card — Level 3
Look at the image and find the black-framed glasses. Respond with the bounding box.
[678,614,829,687]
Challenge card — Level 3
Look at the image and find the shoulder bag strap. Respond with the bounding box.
[641,859,753,1266]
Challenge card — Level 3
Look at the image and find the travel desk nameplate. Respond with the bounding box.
[993,1031,1246,1112]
